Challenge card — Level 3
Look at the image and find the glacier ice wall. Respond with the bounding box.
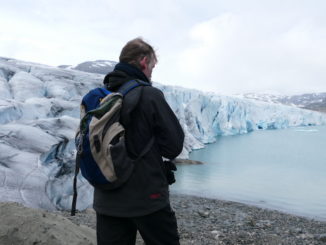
[1,57,326,210]
[155,83,326,155]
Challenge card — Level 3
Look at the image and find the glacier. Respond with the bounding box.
[1,57,326,211]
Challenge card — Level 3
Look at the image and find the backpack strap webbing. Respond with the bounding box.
[71,153,80,216]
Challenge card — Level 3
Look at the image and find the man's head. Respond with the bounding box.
[119,38,157,80]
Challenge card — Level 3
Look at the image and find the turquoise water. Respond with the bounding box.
[171,126,326,221]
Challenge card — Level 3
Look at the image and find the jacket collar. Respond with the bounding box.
[103,62,150,91]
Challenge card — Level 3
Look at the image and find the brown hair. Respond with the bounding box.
[119,38,157,69]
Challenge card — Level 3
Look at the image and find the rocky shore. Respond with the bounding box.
[1,194,326,244]
[61,194,326,245]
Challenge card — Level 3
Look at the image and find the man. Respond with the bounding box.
[94,38,185,245]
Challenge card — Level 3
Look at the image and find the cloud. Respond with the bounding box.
[158,5,326,94]
[1,0,326,94]
[175,14,240,91]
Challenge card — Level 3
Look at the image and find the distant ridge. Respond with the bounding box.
[239,92,326,113]
[59,60,118,75]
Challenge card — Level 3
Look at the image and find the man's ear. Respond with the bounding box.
[139,56,148,70]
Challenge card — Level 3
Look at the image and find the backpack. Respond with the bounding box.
[71,79,154,215]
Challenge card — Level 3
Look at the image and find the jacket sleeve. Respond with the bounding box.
[146,87,185,159]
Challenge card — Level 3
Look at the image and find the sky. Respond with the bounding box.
[1,0,326,95]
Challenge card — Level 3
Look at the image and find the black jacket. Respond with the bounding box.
[93,63,184,217]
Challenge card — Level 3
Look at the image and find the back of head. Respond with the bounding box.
[119,38,157,69]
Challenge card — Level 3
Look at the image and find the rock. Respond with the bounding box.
[248,219,256,227]
[213,231,223,241]
[315,234,326,242]
[290,227,303,234]
[198,210,210,218]
[85,208,96,215]
[173,158,205,165]
[211,230,223,239]
[0,202,96,245]
[256,220,273,228]
[296,233,314,239]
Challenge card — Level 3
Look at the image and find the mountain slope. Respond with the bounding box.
[59,60,117,75]
[240,92,326,113]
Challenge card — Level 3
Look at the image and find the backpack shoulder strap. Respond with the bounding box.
[136,136,155,160]
[119,79,155,158]
[119,80,150,127]
[118,79,150,96]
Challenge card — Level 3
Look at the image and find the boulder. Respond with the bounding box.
[0,202,96,245]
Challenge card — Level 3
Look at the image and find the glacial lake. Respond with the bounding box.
[171,126,326,221]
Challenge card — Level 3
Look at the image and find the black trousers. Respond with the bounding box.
[96,204,180,245]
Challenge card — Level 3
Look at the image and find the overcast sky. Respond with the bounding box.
[1,0,326,95]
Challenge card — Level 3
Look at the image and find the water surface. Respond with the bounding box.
[171,126,326,221]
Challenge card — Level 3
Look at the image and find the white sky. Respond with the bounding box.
[1,0,326,95]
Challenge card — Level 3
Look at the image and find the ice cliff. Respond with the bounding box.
[1,57,326,211]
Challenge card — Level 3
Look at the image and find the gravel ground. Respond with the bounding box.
[61,194,326,245]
